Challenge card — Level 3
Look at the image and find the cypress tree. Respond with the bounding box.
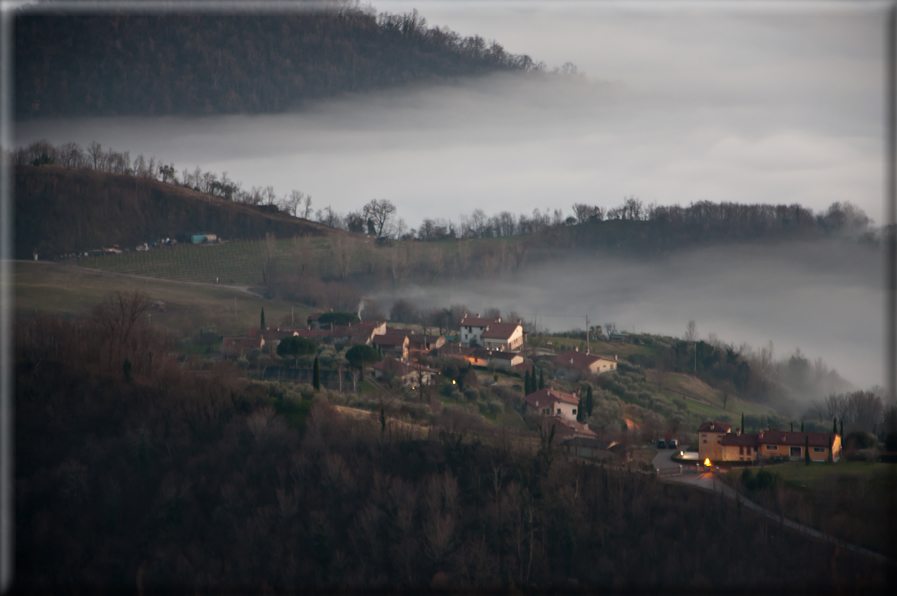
[539,369,545,390]
[741,412,745,433]
[790,422,793,432]
[586,385,594,417]
[833,418,837,434]
[800,421,804,432]
[313,356,320,390]
[805,435,810,465]
[840,418,843,437]
[524,370,531,395]
[577,399,585,423]
[261,307,265,329]
[828,435,833,463]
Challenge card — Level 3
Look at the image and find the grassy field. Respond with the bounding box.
[12,260,309,337]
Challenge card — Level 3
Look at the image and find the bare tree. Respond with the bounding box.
[363,199,397,238]
[684,320,698,342]
[87,141,103,169]
[303,194,313,219]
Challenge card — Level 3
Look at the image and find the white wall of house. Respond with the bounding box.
[461,324,488,346]
[482,326,524,351]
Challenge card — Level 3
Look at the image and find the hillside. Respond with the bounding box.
[15,165,339,259]
[15,9,536,120]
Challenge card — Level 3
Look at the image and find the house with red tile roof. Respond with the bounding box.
[556,348,618,376]
[697,420,732,462]
[522,388,582,422]
[698,420,842,463]
[543,416,597,439]
[459,314,524,351]
[371,358,439,386]
[373,333,409,361]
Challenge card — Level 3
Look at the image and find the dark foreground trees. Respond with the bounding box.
[12,305,888,593]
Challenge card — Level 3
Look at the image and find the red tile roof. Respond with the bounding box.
[481,322,521,340]
[697,421,732,433]
[758,431,836,448]
[721,433,760,447]
[374,335,408,347]
[544,417,597,438]
[523,388,580,409]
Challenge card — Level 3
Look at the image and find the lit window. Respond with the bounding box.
[813,447,825,453]
[767,445,778,451]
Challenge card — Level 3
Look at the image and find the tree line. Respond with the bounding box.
[13,138,879,248]
[15,7,541,120]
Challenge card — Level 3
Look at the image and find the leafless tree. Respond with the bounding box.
[684,320,698,342]
[362,198,396,238]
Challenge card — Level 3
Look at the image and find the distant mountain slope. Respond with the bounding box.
[15,166,335,259]
[15,8,536,119]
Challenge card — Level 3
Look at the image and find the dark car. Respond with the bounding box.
[657,439,666,449]
[669,439,679,449]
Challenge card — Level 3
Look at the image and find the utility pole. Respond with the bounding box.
[585,315,590,354]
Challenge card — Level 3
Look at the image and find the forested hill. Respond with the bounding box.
[15,166,336,259]
[15,8,538,119]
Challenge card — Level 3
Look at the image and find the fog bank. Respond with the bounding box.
[394,240,884,390]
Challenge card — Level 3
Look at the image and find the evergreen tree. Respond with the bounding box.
[828,435,833,463]
[586,385,594,417]
[524,370,531,395]
[742,412,745,433]
[260,307,265,329]
[790,422,793,432]
[800,421,804,432]
[577,399,585,423]
[840,418,843,437]
[805,436,810,465]
[539,369,544,390]
[313,356,320,391]
[833,418,837,434]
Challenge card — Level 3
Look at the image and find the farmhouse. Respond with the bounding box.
[522,388,581,422]
[697,421,732,462]
[371,358,439,386]
[459,314,524,351]
[699,420,842,463]
[373,334,409,361]
[543,416,597,439]
[555,348,617,375]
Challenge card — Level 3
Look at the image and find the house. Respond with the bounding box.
[435,344,490,367]
[543,416,597,439]
[697,421,732,462]
[222,336,264,357]
[556,348,617,375]
[459,314,495,346]
[373,334,410,360]
[488,351,524,369]
[561,437,618,459]
[371,358,439,386]
[380,327,445,359]
[609,332,628,343]
[330,321,387,346]
[755,430,841,462]
[699,420,843,463]
[522,388,582,422]
[481,321,525,352]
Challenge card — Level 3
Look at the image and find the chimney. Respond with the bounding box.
[759,430,764,439]
[574,346,578,352]
[497,317,501,322]
[517,319,522,324]
[475,313,480,318]
[736,428,741,436]
[615,354,618,361]
[586,348,590,354]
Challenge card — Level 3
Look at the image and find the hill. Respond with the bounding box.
[15,8,536,120]
[15,165,339,259]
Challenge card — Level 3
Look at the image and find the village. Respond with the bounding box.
[218,308,848,470]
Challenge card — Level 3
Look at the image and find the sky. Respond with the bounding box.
[14,0,890,228]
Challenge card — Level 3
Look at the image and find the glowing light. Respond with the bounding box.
[704,458,711,467]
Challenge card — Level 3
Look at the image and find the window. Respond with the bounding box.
[813,447,826,453]
[739,446,744,455]
[557,408,561,414]
[572,409,577,415]
[703,439,707,444]
[767,445,778,451]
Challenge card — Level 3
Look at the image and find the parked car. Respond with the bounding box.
[657,439,666,449]
[669,439,679,449]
